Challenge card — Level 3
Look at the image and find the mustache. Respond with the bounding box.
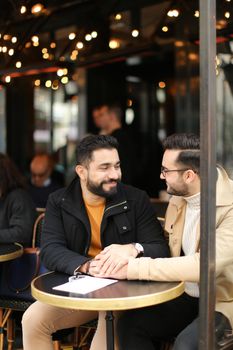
[102,179,119,185]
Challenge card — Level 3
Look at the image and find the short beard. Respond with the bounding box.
[87,179,119,198]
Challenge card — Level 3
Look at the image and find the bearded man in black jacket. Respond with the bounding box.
[22,134,170,350]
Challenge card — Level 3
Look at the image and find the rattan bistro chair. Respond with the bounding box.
[0,211,46,350]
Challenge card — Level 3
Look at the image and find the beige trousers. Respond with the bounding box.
[22,301,119,350]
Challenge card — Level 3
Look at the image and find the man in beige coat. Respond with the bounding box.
[91,133,233,349]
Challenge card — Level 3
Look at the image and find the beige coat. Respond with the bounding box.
[127,166,233,327]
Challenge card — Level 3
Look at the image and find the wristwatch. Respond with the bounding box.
[133,243,144,257]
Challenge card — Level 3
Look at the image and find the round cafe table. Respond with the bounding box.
[32,271,184,350]
[0,243,23,262]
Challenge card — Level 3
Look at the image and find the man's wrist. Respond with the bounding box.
[132,243,144,257]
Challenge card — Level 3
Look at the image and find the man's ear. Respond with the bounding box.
[184,169,197,183]
[75,165,85,180]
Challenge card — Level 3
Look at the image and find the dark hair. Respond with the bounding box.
[76,134,119,166]
[0,153,26,197]
[163,133,200,173]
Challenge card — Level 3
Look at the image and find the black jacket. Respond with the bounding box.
[0,188,36,246]
[41,177,170,275]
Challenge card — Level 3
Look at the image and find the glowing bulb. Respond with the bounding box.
[109,39,120,49]
[20,5,27,14]
[4,34,11,40]
[8,49,15,56]
[42,48,47,54]
[162,26,169,32]
[2,46,7,53]
[85,34,92,41]
[194,10,199,17]
[131,29,139,37]
[5,76,11,83]
[50,42,56,48]
[115,13,122,20]
[159,81,166,89]
[45,80,52,88]
[57,69,64,77]
[91,31,98,38]
[16,61,22,68]
[11,36,17,43]
[43,53,49,59]
[69,33,76,40]
[31,35,39,43]
[76,41,84,49]
[31,3,44,14]
[225,12,230,18]
[61,76,68,84]
[34,79,40,87]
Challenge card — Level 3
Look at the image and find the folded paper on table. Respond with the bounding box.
[53,275,118,294]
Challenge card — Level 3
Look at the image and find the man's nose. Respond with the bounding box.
[108,167,120,179]
[160,172,165,180]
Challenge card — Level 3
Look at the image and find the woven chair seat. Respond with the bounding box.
[0,297,32,312]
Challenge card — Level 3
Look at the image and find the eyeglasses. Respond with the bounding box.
[160,166,190,177]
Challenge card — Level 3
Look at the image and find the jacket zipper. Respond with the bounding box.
[104,200,127,214]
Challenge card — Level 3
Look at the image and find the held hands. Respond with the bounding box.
[88,243,137,278]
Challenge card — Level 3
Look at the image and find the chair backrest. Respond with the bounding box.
[32,212,45,248]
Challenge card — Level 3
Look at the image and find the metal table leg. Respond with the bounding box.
[105,311,114,350]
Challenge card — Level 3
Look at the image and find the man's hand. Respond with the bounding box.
[89,244,136,276]
[89,257,129,279]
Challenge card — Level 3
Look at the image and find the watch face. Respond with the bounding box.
[135,243,144,256]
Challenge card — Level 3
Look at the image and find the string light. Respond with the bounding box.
[2,46,7,53]
[43,53,49,59]
[8,49,15,56]
[91,31,98,38]
[57,69,64,77]
[3,34,11,40]
[50,42,56,48]
[5,76,11,83]
[42,48,48,54]
[115,14,122,20]
[31,3,44,14]
[162,26,169,32]
[225,12,230,18]
[85,34,92,41]
[194,10,200,18]
[76,41,84,49]
[34,79,40,87]
[45,80,52,88]
[16,61,22,68]
[11,36,17,43]
[159,81,166,89]
[31,35,39,43]
[167,9,179,17]
[69,33,76,40]
[109,39,120,49]
[61,76,69,84]
[131,29,139,37]
[20,5,27,14]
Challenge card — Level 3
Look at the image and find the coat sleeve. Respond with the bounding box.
[127,254,200,281]
[40,192,89,275]
[128,203,233,283]
[0,190,35,246]
[134,191,170,259]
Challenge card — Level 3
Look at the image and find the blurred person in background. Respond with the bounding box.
[92,103,136,185]
[0,153,36,246]
[29,153,62,209]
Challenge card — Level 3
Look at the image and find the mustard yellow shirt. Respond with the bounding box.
[84,199,105,258]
